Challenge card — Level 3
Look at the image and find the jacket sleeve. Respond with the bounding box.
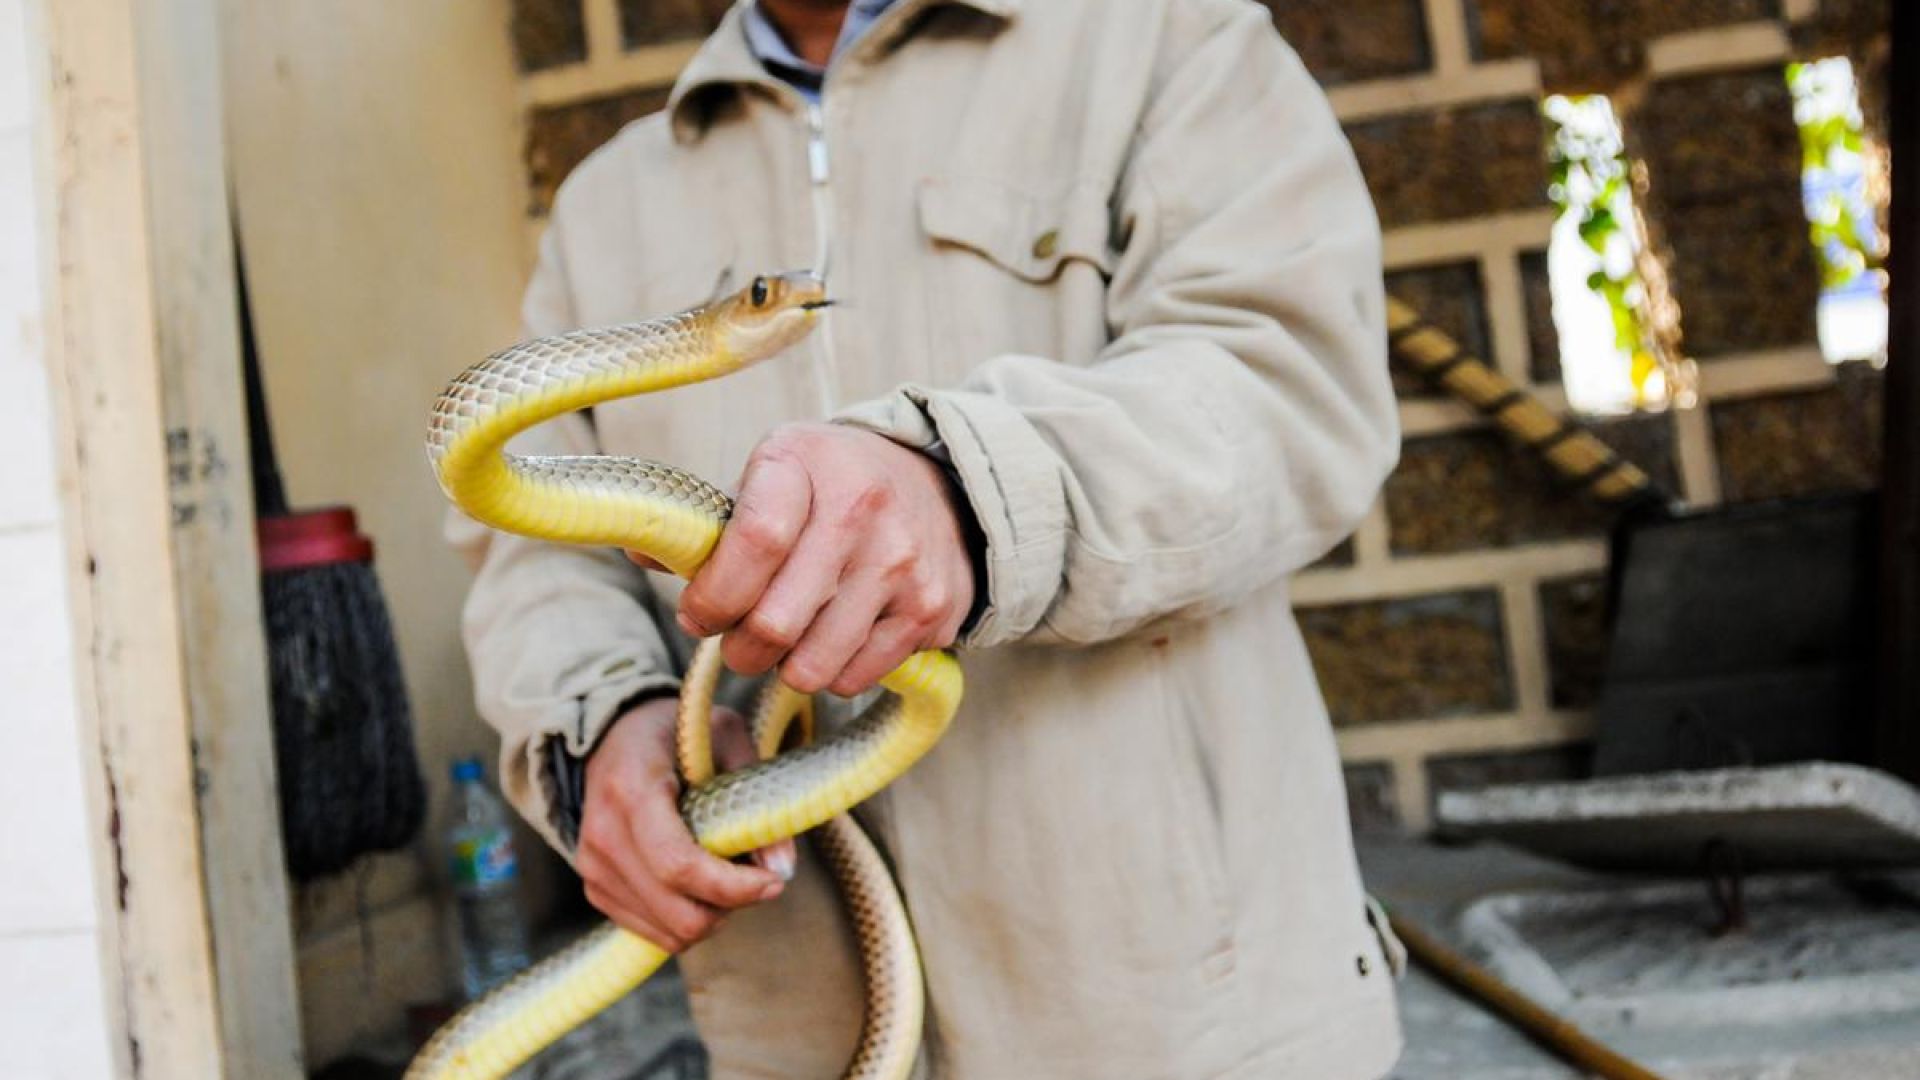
[446,219,684,855]
[835,4,1398,648]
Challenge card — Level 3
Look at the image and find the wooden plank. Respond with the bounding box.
[33,0,302,1075]
[138,0,305,1070]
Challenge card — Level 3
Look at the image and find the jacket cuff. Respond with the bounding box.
[525,671,680,853]
[834,385,1067,649]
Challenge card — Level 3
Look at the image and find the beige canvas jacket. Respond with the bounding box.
[451,0,1405,1076]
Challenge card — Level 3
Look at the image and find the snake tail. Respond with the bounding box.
[816,814,926,1080]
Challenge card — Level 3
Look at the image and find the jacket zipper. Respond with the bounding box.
[805,100,841,416]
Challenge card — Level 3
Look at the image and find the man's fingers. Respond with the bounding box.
[579,807,710,953]
[707,707,755,771]
[624,550,668,572]
[680,453,812,637]
[585,795,779,940]
[629,877,728,951]
[780,577,891,694]
[827,610,928,699]
[577,779,686,927]
[721,519,852,676]
[585,880,721,954]
[748,838,799,882]
[647,835,787,910]
[577,702,785,953]
[632,796,785,910]
[583,880,688,952]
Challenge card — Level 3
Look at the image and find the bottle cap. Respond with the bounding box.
[452,757,484,783]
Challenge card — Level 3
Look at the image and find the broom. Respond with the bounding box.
[239,239,428,882]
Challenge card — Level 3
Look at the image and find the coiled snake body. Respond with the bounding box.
[416,271,961,1079]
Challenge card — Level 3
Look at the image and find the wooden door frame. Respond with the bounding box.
[31,0,303,1074]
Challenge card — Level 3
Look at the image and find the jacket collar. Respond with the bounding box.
[667,0,1021,143]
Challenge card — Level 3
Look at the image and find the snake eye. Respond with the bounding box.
[750,276,770,307]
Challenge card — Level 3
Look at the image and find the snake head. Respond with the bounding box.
[715,270,831,365]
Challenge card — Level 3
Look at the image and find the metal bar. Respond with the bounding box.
[1387,910,1672,1080]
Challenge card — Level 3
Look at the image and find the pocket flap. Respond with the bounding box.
[917,176,1113,283]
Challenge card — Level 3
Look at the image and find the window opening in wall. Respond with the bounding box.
[1787,57,1889,365]
[1542,94,1690,416]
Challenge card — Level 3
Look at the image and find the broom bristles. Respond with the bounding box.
[262,560,426,882]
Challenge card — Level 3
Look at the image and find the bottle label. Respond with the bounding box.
[451,828,518,888]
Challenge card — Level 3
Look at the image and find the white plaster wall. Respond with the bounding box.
[221,0,531,806]
[219,0,545,1062]
[0,0,116,1075]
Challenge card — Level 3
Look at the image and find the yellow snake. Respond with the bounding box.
[415,270,962,1079]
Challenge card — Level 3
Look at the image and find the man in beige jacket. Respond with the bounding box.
[453,0,1405,1076]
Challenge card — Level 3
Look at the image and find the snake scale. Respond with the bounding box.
[415,270,961,1079]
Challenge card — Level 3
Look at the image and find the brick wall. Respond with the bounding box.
[1282,0,1888,830]
[501,0,1889,830]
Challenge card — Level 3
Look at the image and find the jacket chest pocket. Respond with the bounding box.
[915,175,1117,372]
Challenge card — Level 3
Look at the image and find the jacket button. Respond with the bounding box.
[1356,954,1371,977]
[1032,229,1059,259]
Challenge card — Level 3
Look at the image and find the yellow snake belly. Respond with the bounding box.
[413,271,960,1080]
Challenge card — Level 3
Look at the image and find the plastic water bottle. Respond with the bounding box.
[447,756,531,999]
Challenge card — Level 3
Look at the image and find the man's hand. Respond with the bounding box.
[647,423,975,697]
[577,697,794,952]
